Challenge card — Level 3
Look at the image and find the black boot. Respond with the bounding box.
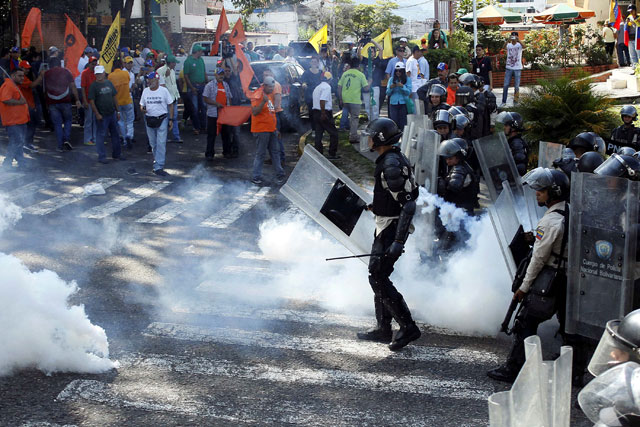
[357,296,393,343]
[385,296,421,351]
[487,365,519,383]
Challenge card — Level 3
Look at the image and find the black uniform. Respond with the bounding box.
[508,135,529,176]
[552,156,577,179]
[608,124,640,154]
[438,161,479,215]
[417,77,447,115]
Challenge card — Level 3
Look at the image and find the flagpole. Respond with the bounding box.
[473,0,478,56]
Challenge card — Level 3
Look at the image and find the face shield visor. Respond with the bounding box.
[589,320,640,376]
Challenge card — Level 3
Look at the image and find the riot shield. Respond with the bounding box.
[423,115,432,130]
[472,133,524,204]
[280,145,375,263]
[537,141,564,168]
[400,122,414,158]
[414,130,440,192]
[522,185,546,230]
[565,173,640,339]
[487,184,522,280]
[488,335,572,427]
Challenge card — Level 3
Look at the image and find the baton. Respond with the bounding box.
[325,253,380,261]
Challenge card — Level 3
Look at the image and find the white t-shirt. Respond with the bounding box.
[157,65,179,102]
[506,42,523,70]
[312,81,332,111]
[127,69,135,89]
[75,55,89,88]
[140,86,172,117]
[405,56,429,93]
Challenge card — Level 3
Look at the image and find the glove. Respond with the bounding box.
[386,241,404,259]
[437,177,447,196]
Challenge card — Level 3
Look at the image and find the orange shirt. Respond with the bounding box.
[250,87,277,133]
[0,78,29,126]
[447,86,456,106]
[81,68,96,101]
[108,69,133,106]
[216,82,227,106]
[273,81,283,112]
[19,76,35,109]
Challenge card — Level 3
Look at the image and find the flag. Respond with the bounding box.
[361,29,393,59]
[217,105,252,132]
[308,25,328,54]
[625,20,630,46]
[610,0,622,30]
[99,11,121,73]
[151,17,172,55]
[229,18,246,45]
[235,45,256,97]
[212,7,229,56]
[21,8,43,49]
[63,14,88,78]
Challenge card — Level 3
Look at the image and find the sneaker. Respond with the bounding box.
[487,365,519,383]
[153,169,169,176]
[327,154,341,160]
[64,141,73,150]
[56,147,64,153]
[23,143,38,153]
[251,177,264,186]
[84,141,96,146]
[275,176,286,186]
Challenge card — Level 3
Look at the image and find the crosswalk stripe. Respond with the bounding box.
[6,177,76,201]
[0,172,24,185]
[23,178,122,215]
[135,183,222,224]
[79,181,171,219]
[116,352,491,400]
[144,322,500,364]
[200,186,269,228]
[57,379,484,425]
[236,251,269,261]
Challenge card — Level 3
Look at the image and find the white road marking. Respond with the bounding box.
[236,251,269,261]
[79,181,171,219]
[144,322,500,364]
[136,183,222,224]
[6,177,75,201]
[117,352,491,400]
[23,178,122,215]
[218,265,288,277]
[0,172,23,185]
[200,186,269,228]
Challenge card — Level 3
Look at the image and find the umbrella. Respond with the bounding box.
[532,3,595,24]
[460,5,523,26]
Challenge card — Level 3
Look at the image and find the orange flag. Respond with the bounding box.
[63,14,88,78]
[212,7,229,56]
[21,8,43,49]
[235,44,256,97]
[217,105,252,132]
[228,19,246,45]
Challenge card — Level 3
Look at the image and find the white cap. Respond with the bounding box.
[263,76,275,85]
[399,37,408,42]
[395,62,405,70]
[94,65,105,74]
[49,46,59,52]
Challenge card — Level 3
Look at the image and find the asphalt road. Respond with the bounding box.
[0,118,591,426]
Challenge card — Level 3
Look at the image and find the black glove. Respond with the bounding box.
[437,177,446,196]
[386,240,404,259]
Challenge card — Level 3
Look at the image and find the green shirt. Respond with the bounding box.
[88,80,117,115]
[338,69,368,104]
[183,55,206,85]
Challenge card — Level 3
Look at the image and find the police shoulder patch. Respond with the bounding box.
[535,227,545,240]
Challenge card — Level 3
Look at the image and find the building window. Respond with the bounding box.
[185,0,207,15]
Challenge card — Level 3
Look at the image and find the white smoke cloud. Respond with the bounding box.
[0,193,117,376]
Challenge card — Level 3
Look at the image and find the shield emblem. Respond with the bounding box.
[595,240,613,260]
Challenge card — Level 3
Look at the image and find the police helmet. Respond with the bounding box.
[618,146,637,156]
[496,111,524,132]
[428,84,447,104]
[621,105,638,121]
[522,167,570,201]
[569,132,606,155]
[457,72,475,87]
[577,151,604,173]
[364,118,403,149]
[453,114,470,130]
[635,151,640,160]
[439,138,468,158]
[588,309,640,376]
[433,109,453,129]
[448,105,470,119]
[455,86,474,107]
[594,153,640,180]
[471,75,484,89]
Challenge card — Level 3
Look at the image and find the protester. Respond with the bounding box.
[203,68,232,160]
[501,32,525,107]
[617,20,631,67]
[140,71,174,176]
[428,20,448,46]
[405,46,428,101]
[262,68,285,165]
[0,48,10,72]
[221,65,241,157]
[75,47,93,125]
[89,65,125,163]
[81,56,99,145]
[359,40,386,122]
[338,58,370,143]
[428,29,447,49]
[183,44,207,135]
[386,62,411,130]
[157,54,182,144]
[44,57,83,152]
[301,56,323,134]
[108,59,135,150]
[0,67,29,168]
[398,37,411,59]
[284,47,299,65]
[272,45,287,61]
[603,21,616,57]
[471,44,492,91]
[312,71,339,159]
[17,60,42,153]
[446,74,459,105]
[627,5,640,65]
[245,42,260,62]
[384,46,406,80]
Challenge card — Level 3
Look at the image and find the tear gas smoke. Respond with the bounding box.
[0,193,117,376]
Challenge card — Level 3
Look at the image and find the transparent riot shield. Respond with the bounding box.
[488,335,572,427]
[488,184,522,280]
[473,133,524,204]
[280,145,375,263]
[400,122,415,158]
[359,132,369,153]
[414,130,440,192]
[423,115,432,130]
[537,141,564,168]
[565,173,640,339]
[522,185,546,230]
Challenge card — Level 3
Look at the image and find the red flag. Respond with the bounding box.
[228,19,246,45]
[235,44,256,97]
[212,8,229,56]
[21,8,43,49]
[63,14,88,79]
[217,105,252,132]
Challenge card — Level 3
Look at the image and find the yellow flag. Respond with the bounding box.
[308,25,328,54]
[99,11,121,73]
[362,29,393,59]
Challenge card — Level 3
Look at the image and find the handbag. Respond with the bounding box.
[405,96,415,114]
[146,114,167,128]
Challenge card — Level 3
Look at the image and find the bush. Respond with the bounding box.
[424,47,470,77]
[478,28,507,55]
[523,28,559,69]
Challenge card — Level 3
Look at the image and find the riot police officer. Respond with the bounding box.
[567,131,606,159]
[496,111,528,176]
[426,84,450,119]
[608,105,640,154]
[487,167,570,382]
[587,309,640,377]
[619,146,637,157]
[433,109,453,140]
[577,151,604,173]
[437,138,479,215]
[357,118,421,351]
[594,153,640,180]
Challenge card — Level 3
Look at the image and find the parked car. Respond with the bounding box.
[174,41,222,81]
[288,41,317,71]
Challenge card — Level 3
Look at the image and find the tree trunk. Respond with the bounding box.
[144,0,151,41]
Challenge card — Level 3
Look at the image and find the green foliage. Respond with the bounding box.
[349,0,404,38]
[477,28,507,54]
[424,48,469,77]
[298,26,316,40]
[512,74,618,145]
[449,30,473,53]
[230,0,304,19]
[453,0,492,28]
[523,28,559,68]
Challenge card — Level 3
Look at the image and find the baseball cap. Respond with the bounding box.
[18,60,31,69]
[192,44,204,53]
[166,54,177,63]
[124,56,133,63]
[322,71,332,80]
[146,71,158,79]
[89,56,98,62]
[437,62,448,71]
[146,52,155,57]
[94,65,105,74]
[263,76,276,85]
[395,62,406,70]
[457,68,468,74]
[628,4,636,11]
[399,37,408,42]
[84,46,94,54]
[145,59,153,67]
[215,67,225,75]
[10,46,19,53]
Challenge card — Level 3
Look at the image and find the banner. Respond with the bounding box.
[21,8,43,49]
[99,11,121,73]
[308,25,328,54]
[212,7,229,56]
[362,29,393,59]
[151,17,172,55]
[63,14,88,78]
[229,18,246,45]
[610,0,622,30]
[235,45,256,98]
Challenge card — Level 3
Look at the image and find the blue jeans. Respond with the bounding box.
[252,131,284,181]
[388,103,408,131]
[84,105,97,143]
[49,103,72,149]
[502,68,521,104]
[118,103,135,141]
[145,117,168,170]
[340,106,350,130]
[4,124,26,166]
[96,112,121,161]
[189,84,206,131]
[630,41,639,65]
[169,102,181,140]
[617,43,631,66]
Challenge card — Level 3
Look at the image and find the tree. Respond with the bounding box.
[453,0,492,28]
[229,0,304,19]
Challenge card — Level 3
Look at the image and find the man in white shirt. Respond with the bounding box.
[75,46,92,125]
[398,37,411,59]
[140,71,174,176]
[501,32,525,106]
[157,54,182,143]
[405,46,429,100]
[312,71,339,159]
